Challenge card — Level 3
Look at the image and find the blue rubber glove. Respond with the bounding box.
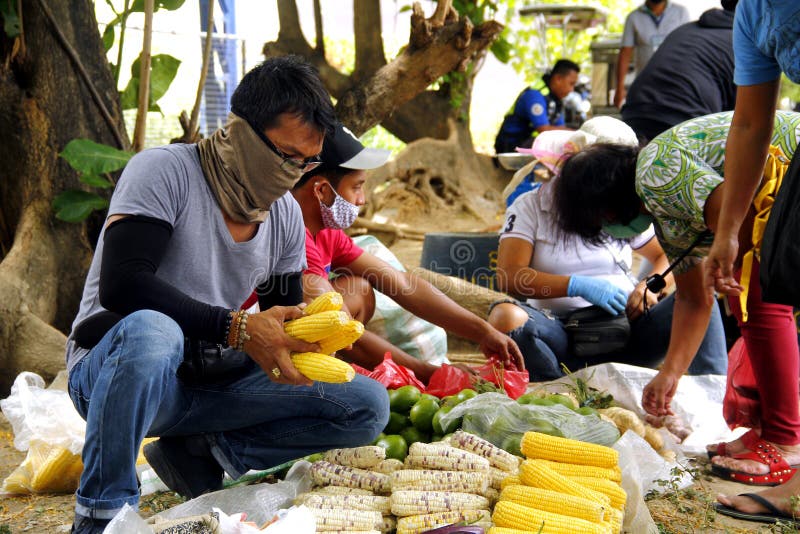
[567,275,628,315]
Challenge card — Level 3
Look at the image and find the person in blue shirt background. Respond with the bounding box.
[494,59,580,154]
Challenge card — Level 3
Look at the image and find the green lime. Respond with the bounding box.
[575,406,598,416]
[432,406,461,435]
[526,418,564,437]
[522,396,555,406]
[375,434,409,461]
[501,434,523,457]
[409,398,440,433]
[430,434,444,442]
[440,395,461,408]
[387,389,400,408]
[456,388,478,403]
[400,426,430,446]
[372,432,386,444]
[384,412,409,434]
[546,394,578,410]
[420,393,440,405]
[517,393,542,405]
[390,385,422,414]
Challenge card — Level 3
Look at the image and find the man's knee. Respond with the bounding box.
[488,302,529,333]
[332,276,376,323]
[348,376,390,442]
[116,310,183,372]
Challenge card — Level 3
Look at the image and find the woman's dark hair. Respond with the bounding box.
[230,55,336,135]
[552,143,642,246]
[542,59,580,85]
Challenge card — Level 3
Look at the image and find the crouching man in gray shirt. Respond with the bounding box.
[65,56,389,534]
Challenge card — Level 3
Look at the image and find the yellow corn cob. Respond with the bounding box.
[311,486,375,496]
[450,430,521,472]
[324,531,381,534]
[396,510,491,534]
[297,493,391,514]
[318,320,365,355]
[373,458,404,474]
[390,469,489,493]
[493,501,609,534]
[535,458,622,483]
[390,490,490,517]
[285,310,350,342]
[489,528,541,534]
[568,475,627,510]
[310,460,391,493]
[499,474,521,489]
[309,507,383,532]
[519,460,611,510]
[499,484,606,524]
[291,352,355,383]
[324,446,385,469]
[609,508,623,534]
[405,442,490,471]
[28,444,84,493]
[305,291,344,315]
[521,432,619,468]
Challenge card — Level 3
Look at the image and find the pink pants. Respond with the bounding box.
[728,259,800,445]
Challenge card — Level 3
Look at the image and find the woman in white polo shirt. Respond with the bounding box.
[488,118,727,380]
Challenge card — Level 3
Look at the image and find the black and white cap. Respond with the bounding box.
[320,123,391,170]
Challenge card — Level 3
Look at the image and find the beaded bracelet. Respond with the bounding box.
[227,310,243,348]
[236,312,251,351]
[222,310,236,347]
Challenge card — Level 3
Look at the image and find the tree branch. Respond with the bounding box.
[353,0,386,80]
[132,0,153,152]
[313,0,324,54]
[34,0,127,150]
[186,0,215,142]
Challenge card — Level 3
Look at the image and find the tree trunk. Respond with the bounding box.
[0,1,128,393]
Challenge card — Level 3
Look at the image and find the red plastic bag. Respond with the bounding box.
[476,357,529,400]
[424,364,474,398]
[723,337,760,431]
[351,353,426,390]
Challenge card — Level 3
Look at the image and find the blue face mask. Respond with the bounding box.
[602,213,653,239]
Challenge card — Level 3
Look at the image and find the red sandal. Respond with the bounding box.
[711,432,797,486]
[707,428,758,459]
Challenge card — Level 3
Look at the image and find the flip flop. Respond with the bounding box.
[711,437,797,486]
[714,492,800,526]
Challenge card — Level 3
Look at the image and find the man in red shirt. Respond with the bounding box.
[291,123,524,383]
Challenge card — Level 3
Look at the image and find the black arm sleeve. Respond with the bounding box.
[99,215,230,343]
[256,271,304,310]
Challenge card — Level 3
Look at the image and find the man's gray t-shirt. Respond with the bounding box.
[65,143,306,372]
[622,2,691,74]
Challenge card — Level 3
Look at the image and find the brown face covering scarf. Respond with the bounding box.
[197,112,305,223]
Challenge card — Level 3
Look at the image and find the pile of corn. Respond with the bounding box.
[298,431,521,534]
[283,292,365,383]
[490,432,626,534]
[599,407,675,461]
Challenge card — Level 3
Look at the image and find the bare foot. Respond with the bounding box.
[707,436,749,457]
[718,485,800,517]
[711,442,800,475]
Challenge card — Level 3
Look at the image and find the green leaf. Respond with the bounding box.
[131,0,186,12]
[53,190,109,222]
[102,24,115,52]
[490,37,513,64]
[119,53,181,111]
[398,5,411,13]
[79,174,115,189]
[0,1,21,38]
[60,139,133,175]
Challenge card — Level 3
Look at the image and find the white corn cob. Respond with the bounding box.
[311,486,374,496]
[404,442,490,472]
[309,508,383,532]
[297,493,391,514]
[489,466,515,490]
[310,460,390,493]
[450,430,522,472]
[379,515,396,534]
[390,490,490,517]
[323,531,381,534]
[483,486,500,505]
[324,446,386,469]
[396,510,491,534]
[390,469,489,493]
[373,458,404,474]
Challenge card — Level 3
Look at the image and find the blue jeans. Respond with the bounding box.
[67,310,389,519]
[499,295,728,381]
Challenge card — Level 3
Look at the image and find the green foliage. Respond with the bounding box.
[131,0,186,11]
[56,139,132,221]
[503,0,637,82]
[780,75,800,108]
[119,53,182,113]
[0,0,20,38]
[53,190,110,222]
[360,125,406,154]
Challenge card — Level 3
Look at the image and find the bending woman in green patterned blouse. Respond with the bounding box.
[552,111,800,486]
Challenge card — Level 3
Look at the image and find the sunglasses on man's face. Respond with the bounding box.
[259,130,323,173]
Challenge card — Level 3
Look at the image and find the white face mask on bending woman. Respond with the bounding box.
[318,184,360,229]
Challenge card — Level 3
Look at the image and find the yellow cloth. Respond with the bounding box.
[739,145,791,322]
